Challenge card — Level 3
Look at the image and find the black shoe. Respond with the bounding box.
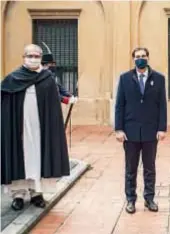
[125,201,136,214]
[30,194,46,208]
[144,200,158,212]
[11,198,24,211]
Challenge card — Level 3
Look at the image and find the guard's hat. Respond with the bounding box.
[41,54,55,64]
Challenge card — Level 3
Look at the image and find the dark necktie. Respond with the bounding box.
[139,73,145,94]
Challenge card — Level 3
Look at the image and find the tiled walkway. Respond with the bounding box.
[31,126,170,234]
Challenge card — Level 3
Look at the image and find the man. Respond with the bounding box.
[115,47,167,214]
[1,44,70,210]
[42,53,77,105]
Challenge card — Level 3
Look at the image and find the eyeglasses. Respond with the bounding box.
[25,54,41,59]
[135,55,147,59]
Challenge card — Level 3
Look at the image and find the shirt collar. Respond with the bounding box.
[136,67,148,78]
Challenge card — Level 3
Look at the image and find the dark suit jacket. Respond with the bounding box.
[115,66,167,142]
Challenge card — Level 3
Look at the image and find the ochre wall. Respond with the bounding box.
[1,1,170,125]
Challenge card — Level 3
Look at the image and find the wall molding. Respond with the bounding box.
[28,9,82,19]
[164,8,170,16]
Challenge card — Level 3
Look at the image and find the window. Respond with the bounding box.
[33,19,78,94]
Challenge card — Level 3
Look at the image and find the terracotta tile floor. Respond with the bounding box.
[30,126,170,234]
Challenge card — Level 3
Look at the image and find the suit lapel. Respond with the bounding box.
[144,68,153,93]
[131,66,153,95]
[131,69,141,92]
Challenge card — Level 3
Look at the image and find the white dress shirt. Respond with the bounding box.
[136,68,148,86]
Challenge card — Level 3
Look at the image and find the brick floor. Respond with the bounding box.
[30,126,170,234]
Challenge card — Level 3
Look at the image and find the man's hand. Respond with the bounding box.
[115,131,128,142]
[69,96,78,104]
[156,131,166,141]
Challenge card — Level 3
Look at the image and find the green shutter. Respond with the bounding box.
[33,19,78,94]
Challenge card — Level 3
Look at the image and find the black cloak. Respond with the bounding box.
[1,66,70,185]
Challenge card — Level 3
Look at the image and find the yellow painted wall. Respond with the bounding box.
[1,1,170,125]
[139,1,170,124]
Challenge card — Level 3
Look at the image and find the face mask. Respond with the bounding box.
[135,58,148,69]
[49,66,57,74]
[24,57,41,69]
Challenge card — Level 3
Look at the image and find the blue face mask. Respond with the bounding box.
[135,58,148,69]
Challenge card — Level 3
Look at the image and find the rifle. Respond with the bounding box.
[64,103,74,130]
[65,78,78,128]
[64,84,78,148]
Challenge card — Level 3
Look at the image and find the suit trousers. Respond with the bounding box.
[123,141,158,202]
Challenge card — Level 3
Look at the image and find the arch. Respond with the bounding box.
[2,1,16,20]
[1,1,9,15]
[137,1,146,45]
[94,0,108,95]
[96,0,106,21]
[1,1,16,76]
[1,1,9,76]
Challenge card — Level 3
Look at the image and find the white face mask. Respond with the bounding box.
[24,57,41,69]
